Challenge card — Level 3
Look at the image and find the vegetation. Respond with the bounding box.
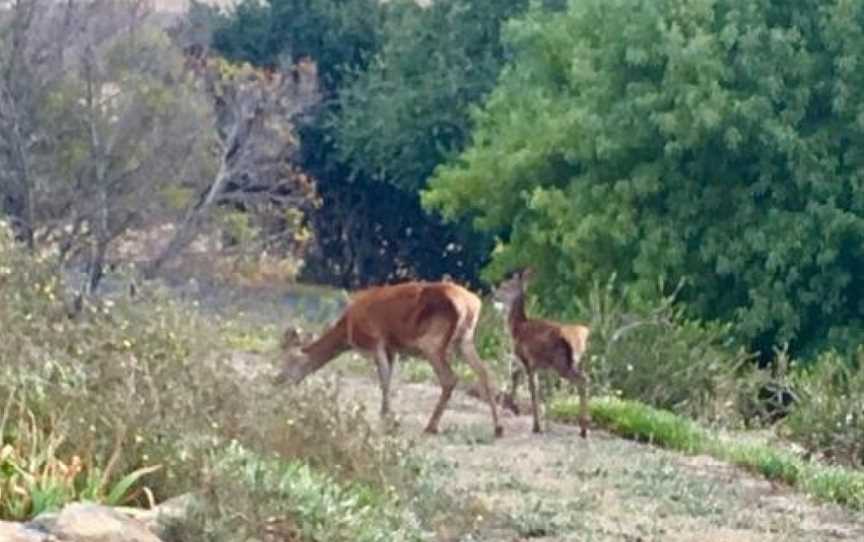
[211,0,552,288]
[0,0,318,294]
[783,350,864,468]
[425,0,864,358]
[3,0,864,536]
[0,222,419,535]
[164,442,421,542]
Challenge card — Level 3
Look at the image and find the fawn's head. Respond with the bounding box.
[493,267,535,307]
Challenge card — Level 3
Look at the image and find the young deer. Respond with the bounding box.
[495,268,591,437]
[276,281,504,437]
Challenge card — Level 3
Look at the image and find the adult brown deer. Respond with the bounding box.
[276,281,504,437]
[495,268,591,437]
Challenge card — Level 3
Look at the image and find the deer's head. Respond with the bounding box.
[274,325,311,385]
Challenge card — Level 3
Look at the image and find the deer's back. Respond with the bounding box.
[344,281,480,351]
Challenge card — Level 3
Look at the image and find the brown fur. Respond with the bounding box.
[495,268,591,437]
[276,281,503,437]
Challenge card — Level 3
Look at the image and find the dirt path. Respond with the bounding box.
[320,366,864,542]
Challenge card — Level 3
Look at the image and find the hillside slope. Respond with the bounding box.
[308,369,864,541]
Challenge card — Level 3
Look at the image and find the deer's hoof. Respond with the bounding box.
[532,426,543,434]
[423,426,439,435]
[580,428,588,439]
[495,425,504,438]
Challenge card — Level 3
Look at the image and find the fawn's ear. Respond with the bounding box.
[519,267,536,282]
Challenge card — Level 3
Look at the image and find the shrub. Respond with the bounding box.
[783,350,864,468]
[162,442,422,542]
[575,277,752,423]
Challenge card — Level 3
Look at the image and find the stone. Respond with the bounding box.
[0,521,55,542]
[116,493,199,538]
[50,502,163,542]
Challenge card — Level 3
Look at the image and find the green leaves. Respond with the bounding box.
[333,0,533,194]
[425,0,864,356]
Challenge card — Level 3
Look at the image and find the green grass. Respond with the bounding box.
[550,396,864,511]
[166,442,423,542]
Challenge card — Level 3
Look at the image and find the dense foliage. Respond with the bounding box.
[211,0,547,288]
[333,0,531,193]
[211,0,385,88]
[425,0,864,357]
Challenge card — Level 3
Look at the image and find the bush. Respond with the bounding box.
[162,442,421,542]
[783,351,864,468]
[575,277,752,424]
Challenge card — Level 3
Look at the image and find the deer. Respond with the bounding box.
[494,267,591,437]
[275,281,504,438]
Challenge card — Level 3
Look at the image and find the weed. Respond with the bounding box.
[163,441,422,542]
[782,350,864,468]
[510,497,571,538]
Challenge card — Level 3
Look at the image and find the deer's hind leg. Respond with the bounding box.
[460,337,504,438]
[424,353,456,435]
[506,365,524,415]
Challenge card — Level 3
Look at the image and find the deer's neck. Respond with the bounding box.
[508,290,528,335]
[296,316,350,381]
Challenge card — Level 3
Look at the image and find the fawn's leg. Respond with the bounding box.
[526,366,542,433]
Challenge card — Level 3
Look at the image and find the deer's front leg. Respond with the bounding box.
[575,370,589,439]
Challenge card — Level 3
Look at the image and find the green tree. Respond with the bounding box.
[312,0,545,287]
[425,0,864,357]
[209,0,530,288]
[333,0,533,192]
[211,0,385,88]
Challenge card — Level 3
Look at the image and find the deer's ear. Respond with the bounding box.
[520,267,536,281]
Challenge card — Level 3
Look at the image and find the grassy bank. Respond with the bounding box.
[550,396,864,511]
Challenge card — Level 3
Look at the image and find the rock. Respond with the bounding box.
[27,511,58,534]
[50,502,163,542]
[0,521,55,542]
[116,493,199,538]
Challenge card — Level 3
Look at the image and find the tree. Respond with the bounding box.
[332,0,533,193]
[424,0,864,357]
[144,51,321,277]
[0,1,321,294]
[208,0,556,289]
[36,0,220,293]
[210,0,385,89]
[0,0,71,248]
